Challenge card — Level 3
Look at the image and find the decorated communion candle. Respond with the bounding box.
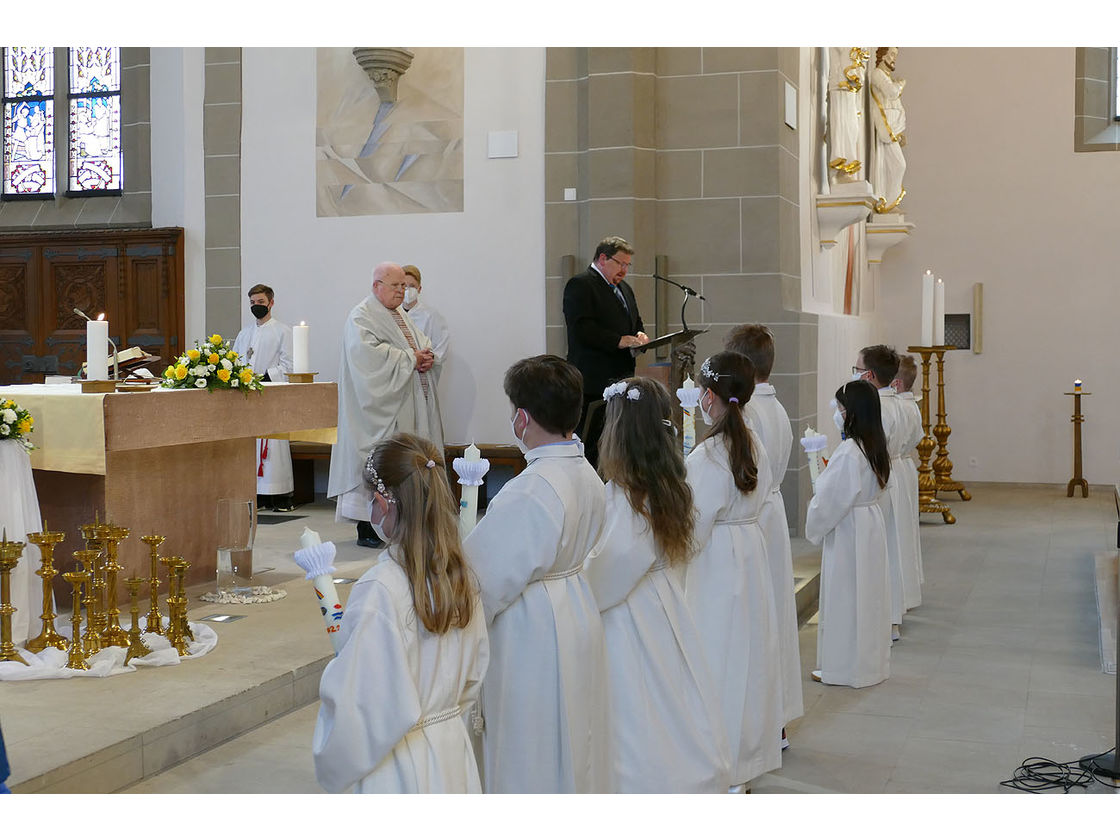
[86,317,109,381]
[292,322,310,373]
[1074,379,1082,393]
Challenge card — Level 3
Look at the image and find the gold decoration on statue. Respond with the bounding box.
[842,47,871,92]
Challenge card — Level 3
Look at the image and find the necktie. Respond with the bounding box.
[390,309,431,400]
[613,284,629,315]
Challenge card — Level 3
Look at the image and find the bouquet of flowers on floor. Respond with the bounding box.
[160,334,264,394]
[0,398,35,452]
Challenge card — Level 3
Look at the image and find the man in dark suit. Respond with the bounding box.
[563,235,649,467]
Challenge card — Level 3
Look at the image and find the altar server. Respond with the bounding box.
[233,284,294,511]
[328,263,443,548]
[313,433,488,793]
[685,352,783,789]
[726,324,804,733]
[587,376,732,793]
[401,264,450,385]
[806,380,892,688]
[892,355,925,586]
[463,355,611,793]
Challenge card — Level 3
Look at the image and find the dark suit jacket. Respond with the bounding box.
[563,265,645,397]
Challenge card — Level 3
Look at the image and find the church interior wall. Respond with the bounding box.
[873,47,1120,485]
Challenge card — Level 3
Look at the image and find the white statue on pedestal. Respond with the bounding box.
[827,47,869,184]
[869,46,907,214]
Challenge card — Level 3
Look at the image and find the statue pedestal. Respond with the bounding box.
[816,181,876,250]
[866,213,916,264]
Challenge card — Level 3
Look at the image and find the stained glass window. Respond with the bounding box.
[2,47,55,198]
[68,47,121,194]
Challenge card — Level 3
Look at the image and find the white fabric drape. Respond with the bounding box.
[0,438,44,647]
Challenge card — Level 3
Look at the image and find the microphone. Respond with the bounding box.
[652,273,705,301]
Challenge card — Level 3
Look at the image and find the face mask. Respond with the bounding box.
[250,304,269,319]
[403,288,419,306]
[851,370,864,382]
[510,409,530,455]
[368,498,392,543]
[833,408,845,434]
[699,391,714,426]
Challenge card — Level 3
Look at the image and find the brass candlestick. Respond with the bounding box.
[74,548,104,657]
[172,559,193,646]
[930,347,971,502]
[100,523,131,647]
[80,520,109,641]
[123,577,152,665]
[140,534,166,635]
[1065,390,1091,498]
[0,531,29,665]
[161,556,189,656]
[62,570,90,670]
[25,525,69,653]
[907,347,955,524]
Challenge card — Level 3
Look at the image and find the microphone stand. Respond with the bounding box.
[652,273,704,333]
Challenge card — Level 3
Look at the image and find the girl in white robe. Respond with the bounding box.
[587,376,732,794]
[805,380,892,689]
[313,433,488,793]
[685,352,784,787]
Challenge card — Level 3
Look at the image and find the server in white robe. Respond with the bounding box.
[587,376,731,794]
[893,356,925,586]
[727,323,804,726]
[806,380,892,688]
[685,353,783,785]
[232,283,294,510]
[462,355,611,794]
[328,263,443,545]
[401,264,450,385]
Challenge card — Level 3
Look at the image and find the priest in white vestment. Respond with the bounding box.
[401,264,450,385]
[462,355,612,793]
[328,263,442,546]
[232,283,294,510]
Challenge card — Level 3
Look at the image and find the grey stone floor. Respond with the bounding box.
[121,483,1118,794]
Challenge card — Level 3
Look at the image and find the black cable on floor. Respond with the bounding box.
[1000,750,1118,793]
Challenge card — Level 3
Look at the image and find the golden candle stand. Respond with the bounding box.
[0,531,29,665]
[74,548,104,658]
[62,569,90,670]
[79,520,109,642]
[1065,389,1090,498]
[123,577,152,665]
[140,534,166,635]
[99,523,131,648]
[907,346,965,524]
[25,525,70,654]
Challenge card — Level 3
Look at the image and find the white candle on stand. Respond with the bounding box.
[921,270,934,346]
[86,317,109,381]
[292,322,310,373]
[933,278,945,345]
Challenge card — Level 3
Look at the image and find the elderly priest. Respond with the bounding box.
[327,262,444,547]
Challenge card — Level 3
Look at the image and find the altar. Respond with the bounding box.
[0,382,337,605]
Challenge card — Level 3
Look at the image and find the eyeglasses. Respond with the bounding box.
[377,281,407,291]
[607,256,631,270]
[851,366,867,375]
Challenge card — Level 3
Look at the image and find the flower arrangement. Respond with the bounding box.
[0,398,35,452]
[160,334,264,394]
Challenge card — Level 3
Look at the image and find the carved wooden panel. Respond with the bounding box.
[0,264,28,330]
[52,263,111,329]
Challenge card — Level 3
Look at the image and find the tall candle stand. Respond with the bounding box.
[74,548,104,657]
[173,559,194,643]
[25,525,69,653]
[80,520,108,642]
[1065,389,1091,498]
[907,347,955,524]
[62,570,90,670]
[140,534,166,635]
[100,523,131,647]
[0,531,29,665]
[123,577,152,665]
[930,347,971,502]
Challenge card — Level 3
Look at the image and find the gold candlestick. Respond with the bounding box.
[172,559,193,648]
[0,531,29,665]
[62,570,90,670]
[74,549,104,657]
[161,556,188,655]
[25,525,69,653]
[930,347,971,502]
[140,534,166,635]
[80,520,109,641]
[123,577,152,665]
[1064,390,1091,498]
[100,523,130,647]
[907,346,955,524]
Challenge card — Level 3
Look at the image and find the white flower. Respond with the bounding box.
[1,408,15,423]
[0,423,9,435]
[194,378,208,388]
[626,388,641,401]
[208,364,216,372]
[231,379,239,388]
[602,382,628,401]
[221,358,233,370]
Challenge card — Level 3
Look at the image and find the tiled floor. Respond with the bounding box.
[115,484,1119,794]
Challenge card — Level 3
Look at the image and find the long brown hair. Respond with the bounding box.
[598,377,695,566]
[835,380,890,489]
[697,351,758,495]
[365,433,474,633]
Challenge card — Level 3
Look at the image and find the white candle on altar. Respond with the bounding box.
[292,322,310,373]
[86,316,109,381]
[921,270,934,346]
[933,278,945,346]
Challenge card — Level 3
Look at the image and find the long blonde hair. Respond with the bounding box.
[365,433,474,633]
[598,377,696,566]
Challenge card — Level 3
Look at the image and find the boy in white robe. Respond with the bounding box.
[401,264,450,385]
[463,355,612,793]
[232,283,294,511]
[726,324,804,735]
[891,355,925,587]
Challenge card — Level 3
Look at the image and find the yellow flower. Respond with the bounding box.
[208,353,220,365]
[187,348,201,361]
[164,366,175,378]
[175,365,188,380]
[226,351,237,360]
[239,368,254,384]
[216,368,231,383]
[210,334,222,345]
[18,418,31,435]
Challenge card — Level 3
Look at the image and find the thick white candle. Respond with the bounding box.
[86,319,109,381]
[454,443,489,539]
[682,376,697,457]
[292,322,310,373]
[462,443,480,533]
[921,270,934,346]
[933,278,945,345]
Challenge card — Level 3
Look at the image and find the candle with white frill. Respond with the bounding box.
[800,426,829,492]
[453,443,490,539]
[676,377,702,457]
[292,322,310,373]
[294,526,344,654]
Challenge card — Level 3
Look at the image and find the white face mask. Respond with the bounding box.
[510,409,530,455]
[403,287,419,306]
[833,408,845,434]
[851,371,865,382]
[368,498,392,543]
[699,391,714,426]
